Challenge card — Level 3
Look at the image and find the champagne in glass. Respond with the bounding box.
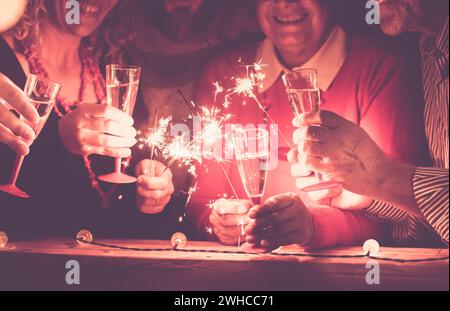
[98,65,141,184]
[232,128,269,251]
[232,128,269,205]
[0,74,61,198]
[286,88,320,116]
[282,68,340,192]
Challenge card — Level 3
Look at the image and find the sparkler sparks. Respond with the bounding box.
[199,106,232,149]
[231,61,268,112]
[138,116,172,157]
[213,81,224,103]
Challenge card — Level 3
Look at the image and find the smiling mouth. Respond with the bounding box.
[80,1,102,16]
[273,13,309,25]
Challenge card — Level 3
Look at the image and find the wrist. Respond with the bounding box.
[375,159,418,214]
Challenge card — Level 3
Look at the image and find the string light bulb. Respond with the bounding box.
[363,239,380,256]
[0,231,8,248]
[171,232,188,249]
[76,229,93,245]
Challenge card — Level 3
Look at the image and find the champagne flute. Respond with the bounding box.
[282,68,340,192]
[232,128,269,250]
[98,65,141,184]
[232,128,270,205]
[0,74,61,198]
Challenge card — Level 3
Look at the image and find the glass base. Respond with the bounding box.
[0,184,30,199]
[98,172,137,184]
[301,181,340,193]
[240,242,268,254]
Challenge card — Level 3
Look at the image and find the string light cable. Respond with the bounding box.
[71,232,449,264]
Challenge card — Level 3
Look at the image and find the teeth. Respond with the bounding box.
[81,4,100,14]
[275,14,305,23]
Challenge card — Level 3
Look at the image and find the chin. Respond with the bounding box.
[276,36,310,54]
[380,3,417,36]
[380,23,404,36]
[380,14,414,36]
[68,24,102,38]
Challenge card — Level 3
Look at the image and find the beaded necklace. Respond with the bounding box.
[22,41,114,204]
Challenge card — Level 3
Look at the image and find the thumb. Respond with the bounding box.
[135,159,157,177]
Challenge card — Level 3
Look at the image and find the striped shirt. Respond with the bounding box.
[365,19,449,245]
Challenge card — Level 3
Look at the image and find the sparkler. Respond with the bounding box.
[204,39,238,75]
[231,62,292,148]
[169,90,238,201]
[205,41,292,149]
[137,112,172,159]
[150,109,159,161]
[213,81,224,103]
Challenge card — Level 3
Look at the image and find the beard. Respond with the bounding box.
[145,0,215,42]
[380,0,421,36]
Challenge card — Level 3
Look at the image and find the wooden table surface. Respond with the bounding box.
[0,238,448,291]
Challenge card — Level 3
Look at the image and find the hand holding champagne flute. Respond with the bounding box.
[98,65,141,184]
[282,68,340,193]
[232,128,270,249]
[232,128,270,205]
[0,74,61,198]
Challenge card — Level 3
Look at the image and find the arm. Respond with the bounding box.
[290,48,440,245]
[246,193,389,250]
[307,206,389,250]
[367,167,449,244]
[293,47,430,205]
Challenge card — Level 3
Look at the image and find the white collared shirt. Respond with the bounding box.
[255,26,349,93]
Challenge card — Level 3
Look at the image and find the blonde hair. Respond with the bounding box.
[7,0,138,62]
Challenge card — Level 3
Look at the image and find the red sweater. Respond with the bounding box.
[187,36,429,249]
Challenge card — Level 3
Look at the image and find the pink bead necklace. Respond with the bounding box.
[21,41,113,203]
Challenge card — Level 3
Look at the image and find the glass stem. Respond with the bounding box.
[315,172,323,182]
[114,158,122,173]
[251,197,262,205]
[10,155,25,185]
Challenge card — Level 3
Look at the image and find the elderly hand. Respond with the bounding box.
[136,159,174,214]
[58,103,137,157]
[289,172,373,210]
[209,198,252,246]
[290,111,389,198]
[245,193,313,251]
[0,73,39,155]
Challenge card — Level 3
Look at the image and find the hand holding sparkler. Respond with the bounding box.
[136,159,174,214]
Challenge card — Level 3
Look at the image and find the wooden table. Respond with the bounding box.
[0,238,448,291]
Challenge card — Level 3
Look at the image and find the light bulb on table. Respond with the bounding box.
[76,229,93,245]
[171,232,188,249]
[363,239,380,256]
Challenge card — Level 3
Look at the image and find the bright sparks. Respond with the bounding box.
[138,116,172,157]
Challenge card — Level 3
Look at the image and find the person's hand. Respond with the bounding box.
[136,159,174,214]
[209,198,252,246]
[291,111,389,197]
[288,167,373,210]
[0,73,39,155]
[58,103,137,157]
[292,175,373,209]
[245,193,314,251]
[0,0,26,32]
